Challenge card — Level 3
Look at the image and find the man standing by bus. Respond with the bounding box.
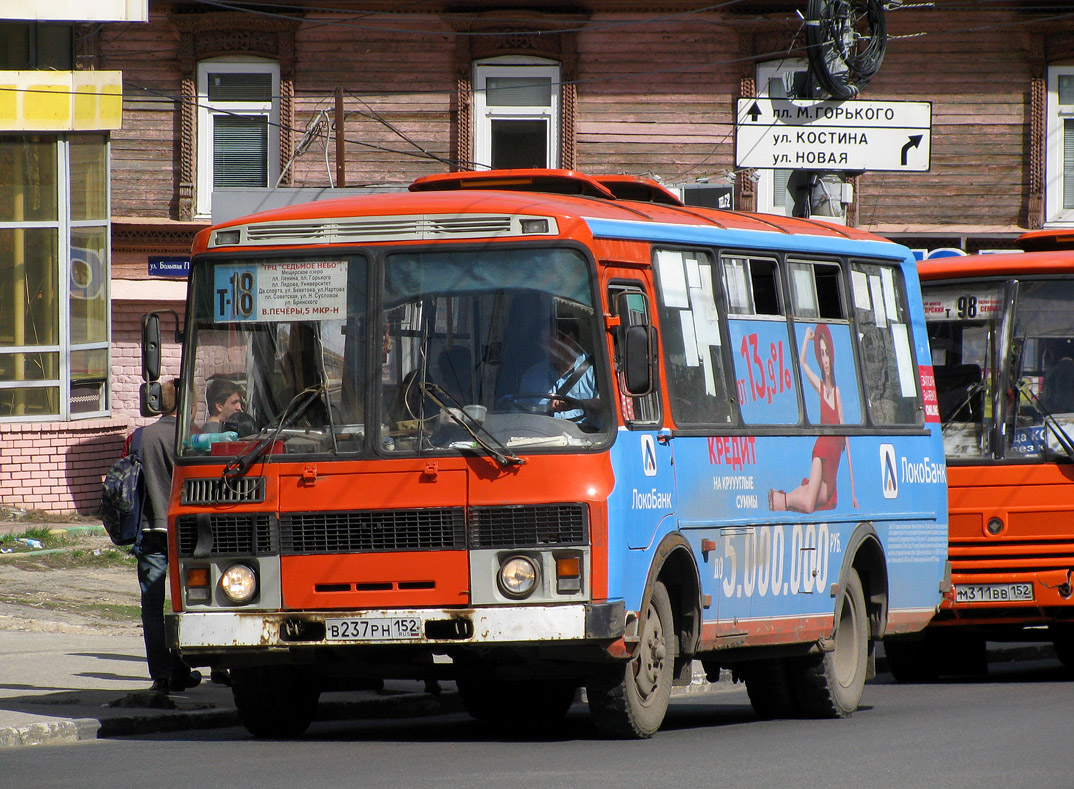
[131,378,201,694]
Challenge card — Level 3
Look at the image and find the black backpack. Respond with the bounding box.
[101,428,145,546]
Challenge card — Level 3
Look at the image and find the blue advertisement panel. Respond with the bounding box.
[726,318,800,425]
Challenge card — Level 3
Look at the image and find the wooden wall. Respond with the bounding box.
[99,3,1067,232]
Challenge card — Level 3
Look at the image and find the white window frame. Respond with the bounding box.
[754,59,847,225]
[0,135,111,421]
[196,57,280,219]
[473,56,560,170]
[755,59,806,218]
[1046,63,1074,226]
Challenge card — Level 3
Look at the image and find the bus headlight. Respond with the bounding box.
[220,563,258,604]
[498,555,538,599]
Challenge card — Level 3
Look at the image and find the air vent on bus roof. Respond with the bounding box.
[212,213,555,247]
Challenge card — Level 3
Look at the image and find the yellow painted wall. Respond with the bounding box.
[0,71,123,131]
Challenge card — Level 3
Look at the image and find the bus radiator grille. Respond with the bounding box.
[175,513,276,557]
[279,508,466,554]
[469,503,588,548]
[949,539,1074,575]
[181,476,266,505]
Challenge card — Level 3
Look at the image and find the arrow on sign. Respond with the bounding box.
[746,102,762,122]
[901,135,923,166]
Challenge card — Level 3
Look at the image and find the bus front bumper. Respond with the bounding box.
[168,600,626,651]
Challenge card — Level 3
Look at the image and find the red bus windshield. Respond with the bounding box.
[180,246,613,461]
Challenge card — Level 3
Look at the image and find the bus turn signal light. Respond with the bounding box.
[186,567,211,604]
[556,556,581,594]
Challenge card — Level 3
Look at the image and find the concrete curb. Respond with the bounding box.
[0,691,462,748]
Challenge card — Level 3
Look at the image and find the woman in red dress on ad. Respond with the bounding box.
[770,323,857,513]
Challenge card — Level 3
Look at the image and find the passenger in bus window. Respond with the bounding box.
[201,377,243,433]
[770,323,857,512]
[520,321,598,422]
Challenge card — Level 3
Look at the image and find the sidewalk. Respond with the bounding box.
[0,628,452,748]
[0,519,451,748]
[0,630,733,749]
[0,520,1060,748]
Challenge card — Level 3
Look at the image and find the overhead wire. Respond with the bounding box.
[9,3,1074,184]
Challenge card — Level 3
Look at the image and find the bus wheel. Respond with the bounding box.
[884,636,939,682]
[586,580,675,739]
[791,567,868,718]
[738,658,799,719]
[231,665,320,738]
[457,677,577,726]
[1050,624,1074,668]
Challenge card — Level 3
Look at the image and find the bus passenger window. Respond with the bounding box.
[723,256,782,316]
[653,248,734,427]
[789,260,845,320]
[850,261,922,425]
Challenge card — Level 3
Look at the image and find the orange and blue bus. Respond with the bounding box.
[142,169,948,738]
[901,232,1074,678]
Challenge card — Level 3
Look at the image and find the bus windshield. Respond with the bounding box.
[925,278,1074,461]
[180,246,611,460]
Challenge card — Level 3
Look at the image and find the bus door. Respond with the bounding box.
[606,278,673,554]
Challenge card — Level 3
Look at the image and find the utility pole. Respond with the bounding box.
[335,87,346,188]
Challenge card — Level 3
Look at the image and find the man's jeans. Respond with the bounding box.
[133,531,180,682]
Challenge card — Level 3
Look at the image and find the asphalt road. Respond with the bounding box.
[2,658,1069,789]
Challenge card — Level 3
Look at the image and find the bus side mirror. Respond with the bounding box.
[142,313,161,383]
[622,323,656,396]
[140,381,163,417]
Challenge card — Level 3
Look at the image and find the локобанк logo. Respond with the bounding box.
[641,434,658,477]
[880,443,898,499]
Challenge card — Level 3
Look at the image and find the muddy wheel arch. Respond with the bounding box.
[638,531,704,669]
[838,523,889,644]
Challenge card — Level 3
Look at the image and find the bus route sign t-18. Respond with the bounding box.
[735,98,932,172]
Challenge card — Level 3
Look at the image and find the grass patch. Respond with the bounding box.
[35,547,136,570]
[0,527,68,552]
[1,528,134,568]
[85,602,142,621]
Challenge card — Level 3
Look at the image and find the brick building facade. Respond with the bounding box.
[6,1,1074,511]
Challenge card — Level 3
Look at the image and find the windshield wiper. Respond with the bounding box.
[419,382,525,467]
[222,385,325,478]
[1012,379,1074,461]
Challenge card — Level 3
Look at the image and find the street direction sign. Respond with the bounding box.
[735,98,932,172]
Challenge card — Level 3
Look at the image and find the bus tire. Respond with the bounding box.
[231,665,320,738]
[884,636,939,682]
[457,677,577,726]
[1050,624,1074,668]
[739,658,799,719]
[586,580,675,739]
[791,567,868,718]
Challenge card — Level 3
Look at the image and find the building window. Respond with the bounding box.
[1046,65,1074,225]
[196,58,280,218]
[0,22,73,70]
[473,57,560,170]
[0,134,110,421]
